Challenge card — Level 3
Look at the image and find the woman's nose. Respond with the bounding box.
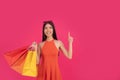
[47,29,51,31]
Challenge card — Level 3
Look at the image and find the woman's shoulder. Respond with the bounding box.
[54,40,63,49]
[38,41,45,48]
[54,39,63,45]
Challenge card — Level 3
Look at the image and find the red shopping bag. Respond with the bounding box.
[3,45,29,74]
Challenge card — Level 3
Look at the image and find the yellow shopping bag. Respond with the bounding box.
[22,50,38,77]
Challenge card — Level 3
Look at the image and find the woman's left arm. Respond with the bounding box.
[59,32,73,59]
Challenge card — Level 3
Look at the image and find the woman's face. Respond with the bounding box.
[44,23,53,38]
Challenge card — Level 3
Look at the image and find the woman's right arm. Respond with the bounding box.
[36,43,41,64]
[29,41,41,64]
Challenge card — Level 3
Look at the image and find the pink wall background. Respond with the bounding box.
[0,0,120,80]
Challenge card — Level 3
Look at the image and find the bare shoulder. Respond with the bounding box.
[54,40,60,43]
[57,39,63,43]
[54,40,63,47]
[38,41,45,49]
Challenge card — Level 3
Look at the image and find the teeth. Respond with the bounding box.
[47,32,51,34]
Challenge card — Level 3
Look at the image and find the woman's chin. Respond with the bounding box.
[46,35,52,38]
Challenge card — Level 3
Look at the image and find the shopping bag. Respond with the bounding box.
[22,50,38,77]
[3,45,29,74]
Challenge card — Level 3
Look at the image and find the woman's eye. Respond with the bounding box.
[50,27,53,29]
[44,26,53,29]
[45,27,47,29]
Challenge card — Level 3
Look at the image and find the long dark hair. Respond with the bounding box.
[42,20,58,41]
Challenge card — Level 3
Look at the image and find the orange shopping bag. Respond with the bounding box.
[3,45,29,74]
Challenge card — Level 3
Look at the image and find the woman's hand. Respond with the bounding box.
[68,32,73,43]
[28,41,37,51]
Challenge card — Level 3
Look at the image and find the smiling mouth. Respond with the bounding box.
[46,32,51,35]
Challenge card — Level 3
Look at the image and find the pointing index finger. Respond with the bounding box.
[68,32,70,37]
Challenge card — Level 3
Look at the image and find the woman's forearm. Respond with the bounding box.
[68,42,73,59]
[36,45,40,64]
[36,54,39,64]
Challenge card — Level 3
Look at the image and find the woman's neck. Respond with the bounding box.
[46,36,54,41]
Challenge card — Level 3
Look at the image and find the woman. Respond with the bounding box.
[30,20,73,80]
